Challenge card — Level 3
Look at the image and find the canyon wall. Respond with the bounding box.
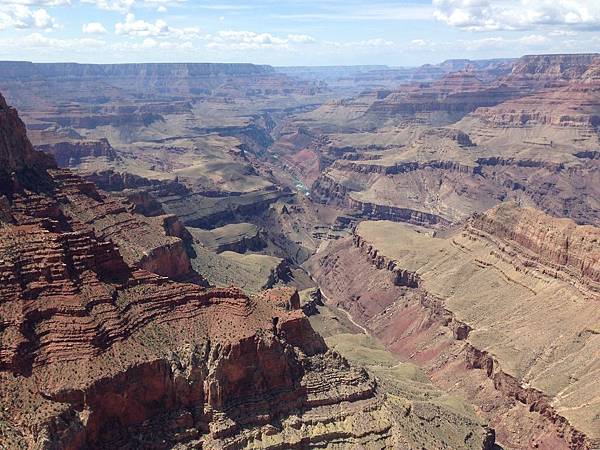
[36,139,118,167]
[307,204,600,450]
[0,90,497,449]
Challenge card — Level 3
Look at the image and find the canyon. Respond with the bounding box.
[0,54,598,449]
[0,88,499,449]
[308,204,600,450]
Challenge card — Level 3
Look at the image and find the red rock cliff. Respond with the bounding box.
[0,92,404,449]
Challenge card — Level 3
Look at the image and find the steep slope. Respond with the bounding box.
[305,54,600,227]
[0,94,497,449]
[462,56,600,140]
[506,54,600,85]
[310,126,600,227]
[308,203,600,450]
[0,62,318,105]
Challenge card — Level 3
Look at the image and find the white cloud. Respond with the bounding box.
[518,34,549,46]
[206,30,316,51]
[271,5,432,22]
[287,34,316,44]
[0,32,105,52]
[111,37,193,52]
[325,38,397,50]
[410,39,428,48]
[548,29,578,37]
[146,38,192,49]
[34,8,55,28]
[2,0,70,5]
[356,38,396,48]
[82,0,134,13]
[115,13,199,39]
[115,13,169,36]
[459,36,509,51]
[82,22,107,34]
[82,0,184,12]
[143,0,185,6]
[0,5,58,30]
[141,37,157,47]
[207,31,286,50]
[433,0,600,31]
[456,34,551,52]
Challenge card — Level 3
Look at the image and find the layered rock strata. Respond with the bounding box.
[36,139,118,167]
[308,203,600,450]
[0,92,497,449]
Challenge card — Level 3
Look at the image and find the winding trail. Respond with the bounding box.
[334,300,369,335]
[304,267,370,335]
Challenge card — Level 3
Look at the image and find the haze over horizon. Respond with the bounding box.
[1,0,599,66]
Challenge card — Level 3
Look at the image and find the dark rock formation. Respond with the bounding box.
[36,139,118,167]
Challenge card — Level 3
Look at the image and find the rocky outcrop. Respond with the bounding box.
[0,90,499,450]
[263,258,293,289]
[352,234,421,288]
[85,170,189,196]
[301,288,325,316]
[311,165,459,227]
[310,173,352,206]
[163,189,287,229]
[0,92,55,190]
[471,84,600,128]
[125,190,167,216]
[331,159,478,176]
[192,223,265,254]
[463,343,589,450]
[308,209,600,450]
[49,169,198,282]
[364,86,513,123]
[36,139,118,167]
[360,74,520,126]
[507,54,600,84]
[84,170,191,218]
[347,198,450,227]
[476,157,565,171]
[312,149,600,228]
[98,100,193,115]
[0,92,419,450]
[469,54,600,129]
[43,112,164,129]
[470,202,600,291]
[1,240,387,449]
[204,123,274,156]
[420,127,475,146]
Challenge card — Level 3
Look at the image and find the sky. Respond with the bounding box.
[0,0,599,66]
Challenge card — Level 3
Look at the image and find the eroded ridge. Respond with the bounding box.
[308,202,600,450]
[0,91,498,449]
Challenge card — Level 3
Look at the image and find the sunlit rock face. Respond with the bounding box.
[0,92,498,450]
[308,203,600,450]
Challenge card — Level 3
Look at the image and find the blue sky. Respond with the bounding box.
[0,0,599,66]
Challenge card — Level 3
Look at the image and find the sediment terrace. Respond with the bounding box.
[310,131,600,227]
[308,203,600,450]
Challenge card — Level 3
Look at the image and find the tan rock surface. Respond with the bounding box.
[0,89,498,449]
[308,203,600,449]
